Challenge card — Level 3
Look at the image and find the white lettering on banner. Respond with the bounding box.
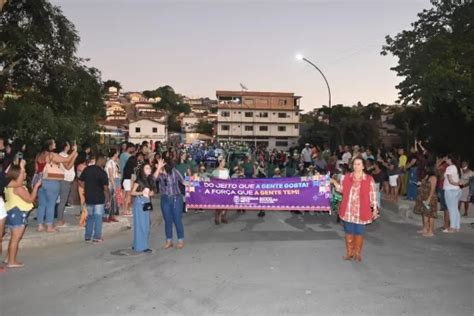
[255,182,308,189]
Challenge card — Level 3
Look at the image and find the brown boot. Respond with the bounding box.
[343,234,354,260]
[354,235,364,262]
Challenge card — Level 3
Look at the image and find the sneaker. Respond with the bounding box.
[92,239,104,244]
[143,248,153,254]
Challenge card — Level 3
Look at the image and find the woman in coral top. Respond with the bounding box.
[331,157,379,262]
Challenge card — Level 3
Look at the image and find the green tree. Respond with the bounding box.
[142,85,191,133]
[103,79,122,93]
[0,0,103,150]
[300,103,381,149]
[196,119,213,135]
[382,0,474,158]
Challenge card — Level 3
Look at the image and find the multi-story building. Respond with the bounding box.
[216,91,301,150]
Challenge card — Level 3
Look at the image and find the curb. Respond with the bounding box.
[2,217,131,250]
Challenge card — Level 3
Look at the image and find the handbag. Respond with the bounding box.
[143,202,153,212]
[43,154,65,180]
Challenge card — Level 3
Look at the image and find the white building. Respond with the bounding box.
[128,119,168,144]
[105,104,127,121]
[181,115,200,132]
[216,91,301,150]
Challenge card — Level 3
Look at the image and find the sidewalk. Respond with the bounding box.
[382,197,474,233]
[1,205,132,250]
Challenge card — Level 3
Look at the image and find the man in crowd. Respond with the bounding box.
[79,154,110,244]
[301,143,313,169]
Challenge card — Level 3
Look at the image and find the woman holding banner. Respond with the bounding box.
[211,156,230,225]
[331,157,379,262]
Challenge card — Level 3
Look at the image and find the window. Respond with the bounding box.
[259,98,268,105]
[259,126,268,131]
[259,112,268,118]
[279,99,288,105]
[221,125,230,131]
[244,98,254,105]
[278,126,286,132]
[221,111,230,117]
[135,127,141,133]
[152,127,158,133]
[244,112,253,117]
[294,124,299,129]
[245,126,253,131]
[275,141,289,147]
[278,113,287,118]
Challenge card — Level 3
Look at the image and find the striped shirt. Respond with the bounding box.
[157,168,184,196]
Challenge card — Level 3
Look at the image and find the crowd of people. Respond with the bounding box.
[0,136,472,272]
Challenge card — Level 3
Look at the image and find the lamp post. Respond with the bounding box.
[296,54,331,111]
[296,54,332,146]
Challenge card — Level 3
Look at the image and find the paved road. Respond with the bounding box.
[1,209,473,316]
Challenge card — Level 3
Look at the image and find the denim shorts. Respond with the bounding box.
[6,207,29,228]
[343,221,365,235]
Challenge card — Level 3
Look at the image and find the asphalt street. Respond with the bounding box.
[1,209,473,316]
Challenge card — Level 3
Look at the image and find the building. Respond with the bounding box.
[105,104,127,121]
[134,101,157,115]
[216,91,301,150]
[124,92,145,103]
[128,118,168,144]
[184,97,217,114]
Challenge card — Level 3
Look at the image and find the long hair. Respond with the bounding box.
[136,163,156,191]
[163,157,174,175]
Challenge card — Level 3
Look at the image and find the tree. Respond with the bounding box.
[300,103,381,149]
[196,119,213,135]
[142,86,191,133]
[103,80,122,93]
[382,0,474,159]
[0,0,104,150]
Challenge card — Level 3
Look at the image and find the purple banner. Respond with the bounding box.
[185,175,331,211]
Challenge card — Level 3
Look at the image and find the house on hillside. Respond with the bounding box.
[106,104,127,121]
[128,119,168,144]
[124,92,144,103]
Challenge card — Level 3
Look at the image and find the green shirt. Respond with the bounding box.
[175,163,190,177]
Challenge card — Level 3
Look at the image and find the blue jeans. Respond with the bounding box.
[85,204,105,240]
[343,221,365,235]
[406,167,418,200]
[160,195,184,241]
[132,196,151,252]
[445,189,462,230]
[37,180,60,225]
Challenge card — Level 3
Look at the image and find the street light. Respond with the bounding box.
[296,54,333,148]
[295,54,331,109]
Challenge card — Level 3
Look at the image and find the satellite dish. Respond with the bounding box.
[240,83,248,91]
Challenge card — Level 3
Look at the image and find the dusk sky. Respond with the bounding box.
[52,0,430,112]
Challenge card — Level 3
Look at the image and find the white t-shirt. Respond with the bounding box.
[444,164,460,190]
[342,152,352,165]
[59,152,76,182]
[212,168,230,180]
[105,159,120,180]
